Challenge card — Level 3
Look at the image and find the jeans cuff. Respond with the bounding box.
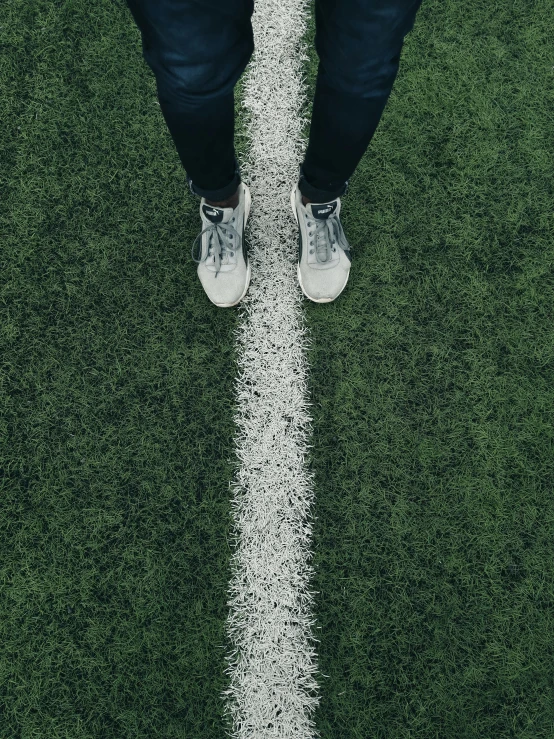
[298,163,349,202]
[187,156,242,202]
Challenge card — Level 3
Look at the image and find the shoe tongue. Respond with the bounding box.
[309,201,337,220]
[202,203,232,223]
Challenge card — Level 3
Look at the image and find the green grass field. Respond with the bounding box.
[2,0,553,736]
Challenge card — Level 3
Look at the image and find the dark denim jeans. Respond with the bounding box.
[125,0,424,203]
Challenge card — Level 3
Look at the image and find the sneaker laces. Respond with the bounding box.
[191,220,241,278]
[308,209,351,263]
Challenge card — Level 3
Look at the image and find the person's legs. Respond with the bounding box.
[124,0,255,204]
[299,0,425,204]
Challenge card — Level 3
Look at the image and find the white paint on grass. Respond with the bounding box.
[220,0,326,736]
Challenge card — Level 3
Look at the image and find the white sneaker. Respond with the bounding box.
[191,182,251,307]
[291,181,352,303]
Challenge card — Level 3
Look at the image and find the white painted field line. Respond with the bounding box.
[219,0,326,737]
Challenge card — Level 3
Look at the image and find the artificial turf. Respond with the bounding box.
[1,0,553,736]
